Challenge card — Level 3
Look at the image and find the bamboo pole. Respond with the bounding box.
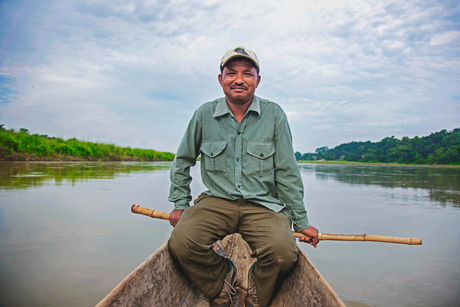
[131,205,170,220]
[131,205,422,245]
[292,232,422,245]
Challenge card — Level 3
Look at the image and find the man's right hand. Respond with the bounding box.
[169,209,184,227]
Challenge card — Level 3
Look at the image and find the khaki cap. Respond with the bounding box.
[220,46,259,71]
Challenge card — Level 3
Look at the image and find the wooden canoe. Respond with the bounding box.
[96,233,346,307]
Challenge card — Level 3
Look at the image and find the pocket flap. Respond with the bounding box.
[201,141,227,158]
[247,142,275,160]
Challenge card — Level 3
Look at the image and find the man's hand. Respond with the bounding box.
[298,225,319,247]
[169,209,184,227]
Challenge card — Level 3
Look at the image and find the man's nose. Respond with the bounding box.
[234,73,244,84]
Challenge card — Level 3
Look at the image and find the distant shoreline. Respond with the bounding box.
[3,158,458,168]
[0,152,173,162]
[298,159,460,168]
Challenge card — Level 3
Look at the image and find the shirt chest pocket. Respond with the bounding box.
[200,141,227,173]
[247,142,275,177]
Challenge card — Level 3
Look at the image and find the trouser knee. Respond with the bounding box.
[275,245,297,272]
[259,239,298,272]
[169,222,215,264]
[168,225,194,262]
[168,231,180,259]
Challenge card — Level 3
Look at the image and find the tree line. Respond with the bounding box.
[296,127,460,165]
[0,125,175,161]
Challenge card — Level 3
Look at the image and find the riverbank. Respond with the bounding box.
[0,152,173,162]
[298,159,460,167]
[0,128,175,162]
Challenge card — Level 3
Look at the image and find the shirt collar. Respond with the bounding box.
[213,96,260,118]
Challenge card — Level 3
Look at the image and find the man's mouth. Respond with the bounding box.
[231,86,247,91]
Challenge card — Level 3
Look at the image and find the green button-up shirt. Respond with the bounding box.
[169,96,310,231]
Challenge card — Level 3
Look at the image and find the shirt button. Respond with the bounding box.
[260,153,264,157]
[237,132,241,135]
[210,152,214,156]
[237,185,241,189]
[236,157,239,162]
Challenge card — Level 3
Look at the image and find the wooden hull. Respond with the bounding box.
[96,234,346,307]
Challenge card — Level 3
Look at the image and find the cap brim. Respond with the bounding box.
[221,55,259,69]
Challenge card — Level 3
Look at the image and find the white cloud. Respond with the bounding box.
[1,0,459,153]
[430,30,460,45]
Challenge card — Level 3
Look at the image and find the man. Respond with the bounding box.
[168,46,318,307]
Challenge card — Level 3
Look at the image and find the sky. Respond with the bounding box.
[0,0,459,153]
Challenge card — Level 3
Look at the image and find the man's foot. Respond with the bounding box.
[210,259,238,307]
[245,263,261,307]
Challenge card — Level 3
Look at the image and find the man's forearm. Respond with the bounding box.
[168,157,194,209]
[168,111,202,208]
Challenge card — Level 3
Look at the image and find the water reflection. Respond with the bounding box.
[1,162,459,307]
[2,162,459,208]
[0,161,175,307]
[0,161,171,190]
[299,164,460,208]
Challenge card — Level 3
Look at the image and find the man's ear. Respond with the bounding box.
[256,75,261,88]
[218,74,223,87]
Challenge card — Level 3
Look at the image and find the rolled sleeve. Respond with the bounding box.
[168,111,202,209]
[273,110,310,232]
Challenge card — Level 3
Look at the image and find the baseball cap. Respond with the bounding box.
[220,46,259,72]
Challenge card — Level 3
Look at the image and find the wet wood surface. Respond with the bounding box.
[96,233,346,307]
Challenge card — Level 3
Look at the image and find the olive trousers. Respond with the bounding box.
[168,194,298,307]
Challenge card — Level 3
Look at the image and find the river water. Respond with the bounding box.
[0,161,459,307]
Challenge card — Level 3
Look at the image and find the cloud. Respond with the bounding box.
[430,30,460,45]
[0,0,459,153]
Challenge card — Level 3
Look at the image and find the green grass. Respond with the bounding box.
[0,128,175,162]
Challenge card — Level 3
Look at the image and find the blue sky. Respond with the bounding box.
[1,0,459,153]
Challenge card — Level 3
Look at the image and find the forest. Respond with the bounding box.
[296,127,460,165]
[0,125,175,161]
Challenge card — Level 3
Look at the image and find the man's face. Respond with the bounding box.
[218,58,261,105]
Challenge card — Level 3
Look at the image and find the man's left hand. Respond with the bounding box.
[298,226,319,247]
